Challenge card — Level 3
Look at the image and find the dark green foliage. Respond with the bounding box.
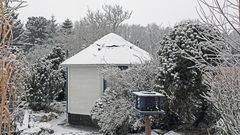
[61,19,73,34]
[25,46,66,111]
[24,16,50,45]
[45,46,65,70]
[11,13,24,44]
[156,20,220,128]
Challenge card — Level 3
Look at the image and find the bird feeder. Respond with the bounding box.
[133,91,165,115]
[133,91,166,135]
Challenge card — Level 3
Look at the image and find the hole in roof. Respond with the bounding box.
[106,45,120,47]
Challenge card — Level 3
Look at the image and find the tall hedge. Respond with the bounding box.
[156,20,221,128]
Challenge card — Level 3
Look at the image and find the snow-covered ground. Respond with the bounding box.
[17,101,101,135]
[17,102,166,135]
[19,110,163,135]
[20,111,101,135]
[49,113,100,135]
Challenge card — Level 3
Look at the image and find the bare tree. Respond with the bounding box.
[197,0,240,134]
[197,0,240,54]
[83,4,132,34]
[102,5,132,31]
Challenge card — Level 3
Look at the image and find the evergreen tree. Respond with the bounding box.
[61,19,73,34]
[24,16,50,45]
[45,46,66,70]
[156,20,220,128]
[48,15,58,38]
[11,13,24,44]
[25,46,66,111]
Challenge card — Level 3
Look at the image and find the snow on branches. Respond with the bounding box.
[156,20,221,128]
[91,62,160,134]
[25,46,66,111]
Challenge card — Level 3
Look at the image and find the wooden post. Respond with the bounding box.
[144,115,151,135]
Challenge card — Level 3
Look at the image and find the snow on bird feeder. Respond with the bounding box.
[133,91,165,115]
[133,91,166,135]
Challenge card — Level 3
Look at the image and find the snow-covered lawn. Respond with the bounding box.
[49,113,100,135]
[17,101,101,135]
[20,111,101,135]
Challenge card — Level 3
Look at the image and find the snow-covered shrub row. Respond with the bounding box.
[91,62,160,135]
[24,46,66,111]
[155,20,221,129]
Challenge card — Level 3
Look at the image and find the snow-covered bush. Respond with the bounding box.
[91,62,160,134]
[204,66,240,135]
[25,46,66,111]
[155,20,221,129]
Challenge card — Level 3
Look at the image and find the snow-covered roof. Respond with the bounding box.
[61,33,151,65]
[133,91,164,97]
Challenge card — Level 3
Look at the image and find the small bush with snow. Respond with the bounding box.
[25,46,66,111]
[91,62,160,134]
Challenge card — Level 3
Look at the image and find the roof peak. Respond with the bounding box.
[94,33,131,47]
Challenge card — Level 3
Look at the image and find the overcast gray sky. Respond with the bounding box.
[18,0,199,26]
